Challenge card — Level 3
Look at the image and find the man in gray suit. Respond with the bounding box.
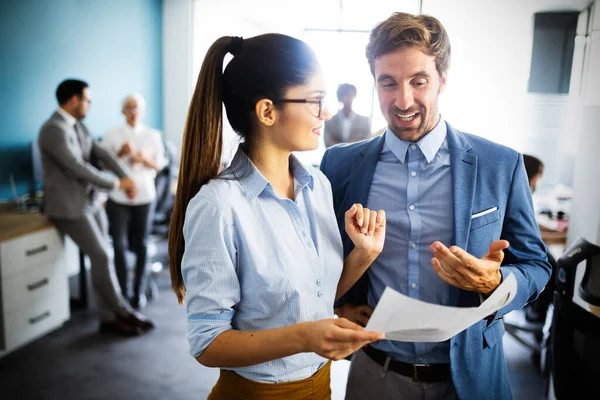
[324,83,372,147]
[38,79,155,336]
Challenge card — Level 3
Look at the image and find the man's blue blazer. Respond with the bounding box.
[320,122,551,399]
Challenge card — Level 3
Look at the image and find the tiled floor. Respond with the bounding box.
[0,239,547,399]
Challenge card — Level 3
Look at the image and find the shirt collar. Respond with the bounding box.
[56,107,77,127]
[383,116,447,163]
[290,153,315,191]
[227,146,314,200]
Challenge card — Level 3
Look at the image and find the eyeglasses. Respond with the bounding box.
[78,96,92,105]
[272,97,325,118]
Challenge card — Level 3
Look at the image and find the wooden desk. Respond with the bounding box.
[541,229,568,246]
[0,210,53,243]
[537,213,568,260]
[540,226,568,261]
[0,210,88,309]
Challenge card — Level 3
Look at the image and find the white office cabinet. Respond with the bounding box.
[0,225,71,358]
[0,228,63,279]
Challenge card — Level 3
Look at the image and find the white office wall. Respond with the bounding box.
[568,0,600,247]
[162,0,194,150]
[191,0,291,165]
[424,0,590,190]
[189,0,422,166]
[164,0,592,181]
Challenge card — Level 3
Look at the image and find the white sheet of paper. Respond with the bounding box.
[365,273,517,342]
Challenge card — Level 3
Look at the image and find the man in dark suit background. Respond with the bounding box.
[324,83,371,147]
[38,79,155,336]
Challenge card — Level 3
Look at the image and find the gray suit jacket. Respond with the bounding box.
[324,112,371,148]
[38,111,130,219]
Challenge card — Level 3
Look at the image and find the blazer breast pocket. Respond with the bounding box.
[470,208,500,230]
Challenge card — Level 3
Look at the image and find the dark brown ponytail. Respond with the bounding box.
[169,33,320,304]
[168,36,230,304]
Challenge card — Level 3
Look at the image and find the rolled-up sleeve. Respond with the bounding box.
[181,193,239,357]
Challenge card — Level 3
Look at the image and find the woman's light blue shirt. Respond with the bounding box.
[181,147,343,383]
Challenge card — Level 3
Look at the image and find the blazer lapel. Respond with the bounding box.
[348,135,385,207]
[447,123,477,250]
[446,123,479,307]
[53,112,86,160]
[340,135,384,257]
[75,122,92,159]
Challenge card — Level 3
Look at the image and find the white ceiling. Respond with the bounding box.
[195,0,591,33]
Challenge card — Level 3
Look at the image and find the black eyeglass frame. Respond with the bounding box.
[272,98,325,118]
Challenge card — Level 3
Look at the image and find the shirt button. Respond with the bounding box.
[411,282,417,289]
[409,205,415,211]
[411,145,417,151]
[317,291,323,298]
[411,242,416,248]
[316,279,322,286]
[411,171,417,177]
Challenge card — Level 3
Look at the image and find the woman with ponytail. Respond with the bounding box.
[169,34,386,399]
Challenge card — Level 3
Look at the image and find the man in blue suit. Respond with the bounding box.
[320,12,551,400]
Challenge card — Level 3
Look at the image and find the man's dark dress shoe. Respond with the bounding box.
[130,294,147,310]
[120,310,156,332]
[99,319,142,337]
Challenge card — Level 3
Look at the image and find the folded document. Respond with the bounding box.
[365,273,517,342]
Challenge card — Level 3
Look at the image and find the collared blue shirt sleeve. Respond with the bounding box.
[182,192,239,358]
[179,147,343,383]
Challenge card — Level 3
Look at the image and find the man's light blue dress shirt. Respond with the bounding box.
[367,118,456,364]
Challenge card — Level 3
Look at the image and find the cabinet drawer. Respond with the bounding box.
[2,292,69,351]
[2,261,67,313]
[1,228,63,278]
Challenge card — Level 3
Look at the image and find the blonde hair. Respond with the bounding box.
[121,92,146,111]
[366,12,451,77]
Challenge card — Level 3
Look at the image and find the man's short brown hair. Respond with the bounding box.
[366,12,451,78]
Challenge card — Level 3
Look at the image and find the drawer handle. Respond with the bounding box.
[27,278,49,291]
[29,311,51,325]
[25,245,48,257]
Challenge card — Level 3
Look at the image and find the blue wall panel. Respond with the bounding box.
[0,0,163,199]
